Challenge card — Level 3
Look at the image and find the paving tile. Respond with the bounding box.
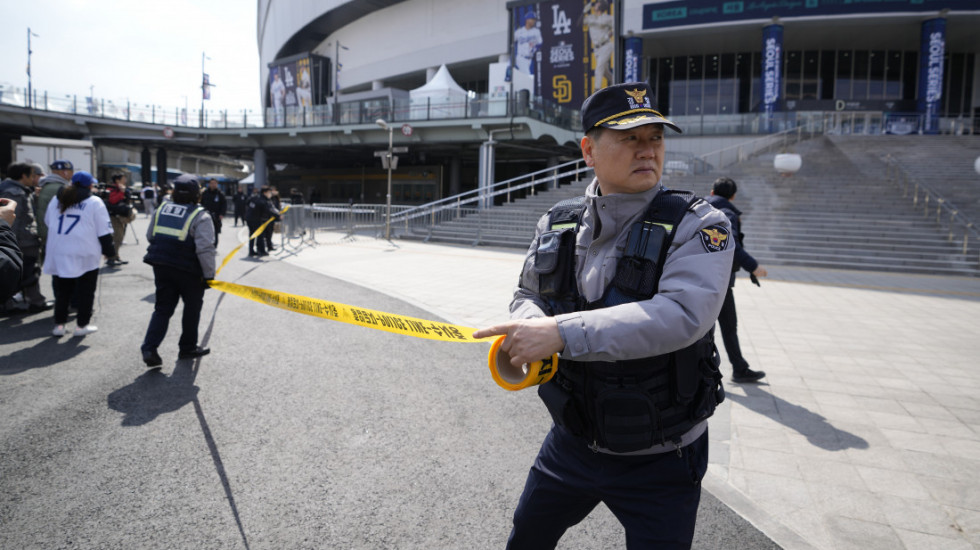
[823,515,902,550]
[879,495,966,538]
[893,527,973,550]
[942,505,980,543]
[856,465,932,500]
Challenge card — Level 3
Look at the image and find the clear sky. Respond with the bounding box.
[0,0,261,115]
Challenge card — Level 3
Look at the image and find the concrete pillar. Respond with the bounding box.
[156,148,167,186]
[253,148,268,190]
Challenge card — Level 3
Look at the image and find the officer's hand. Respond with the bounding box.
[202,278,212,290]
[0,198,16,225]
[473,317,564,368]
[752,266,768,278]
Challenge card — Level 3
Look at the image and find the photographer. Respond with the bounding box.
[102,173,135,267]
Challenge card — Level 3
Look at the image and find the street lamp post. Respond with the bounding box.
[376,118,394,240]
[332,41,349,124]
[27,28,38,109]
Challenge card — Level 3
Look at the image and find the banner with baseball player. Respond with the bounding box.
[508,0,620,110]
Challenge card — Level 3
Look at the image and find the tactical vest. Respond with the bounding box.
[533,189,725,453]
[143,203,205,276]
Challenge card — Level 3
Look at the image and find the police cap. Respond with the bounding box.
[581,82,682,134]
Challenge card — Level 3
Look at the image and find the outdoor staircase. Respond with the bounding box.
[401,134,980,276]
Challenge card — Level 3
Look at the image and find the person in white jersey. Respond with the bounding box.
[514,11,542,75]
[43,171,115,337]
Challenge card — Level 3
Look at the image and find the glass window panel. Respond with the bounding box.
[903,51,917,101]
[853,51,870,99]
[669,80,689,116]
[820,51,835,100]
[837,50,852,100]
[657,57,673,114]
[870,50,885,99]
[736,52,753,113]
[884,51,902,100]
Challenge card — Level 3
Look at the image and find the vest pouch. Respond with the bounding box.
[671,341,702,405]
[688,340,725,421]
[593,386,660,453]
[535,229,576,298]
[537,379,587,437]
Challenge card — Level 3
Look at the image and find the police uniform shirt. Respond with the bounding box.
[42,195,112,278]
[513,178,734,362]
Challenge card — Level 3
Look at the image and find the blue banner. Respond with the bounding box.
[762,24,782,132]
[623,36,642,83]
[643,0,979,31]
[917,18,945,135]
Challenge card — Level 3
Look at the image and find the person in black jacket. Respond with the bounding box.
[0,162,52,314]
[140,174,216,368]
[0,198,24,304]
[200,178,227,246]
[231,186,247,227]
[705,177,768,383]
[245,186,279,258]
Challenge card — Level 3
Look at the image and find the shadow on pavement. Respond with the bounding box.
[726,384,869,451]
[106,285,250,549]
[0,332,89,376]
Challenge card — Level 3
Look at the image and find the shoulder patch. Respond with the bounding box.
[699,225,730,252]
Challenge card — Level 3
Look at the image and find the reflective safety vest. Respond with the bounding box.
[143,203,206,275]
[534,189,725,453]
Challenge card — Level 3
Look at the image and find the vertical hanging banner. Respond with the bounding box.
[623,36,642,83]
[917,17,945,135]
[761,24,783,133]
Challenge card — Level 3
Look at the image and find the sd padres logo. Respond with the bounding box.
[553,76,572,103]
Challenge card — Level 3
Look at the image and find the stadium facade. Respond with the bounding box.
[256,0,979,202]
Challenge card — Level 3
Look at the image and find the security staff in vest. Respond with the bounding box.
[705,177,768,383]
[245,186,279,257]
[474,83,734,549]
[140,174,216,368]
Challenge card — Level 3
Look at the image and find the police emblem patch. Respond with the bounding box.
[699,226,730,252]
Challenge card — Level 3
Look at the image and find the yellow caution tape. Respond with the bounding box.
[209,202,556,390]
[215,206,290,275]
[208,279,485,343]
[487,335,559,391]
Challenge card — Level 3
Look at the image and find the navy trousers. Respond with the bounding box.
[507,426,708,550]
[141,265,204,354]
[717,285,750,373]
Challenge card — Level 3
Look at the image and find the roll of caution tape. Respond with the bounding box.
[487,336,559,391]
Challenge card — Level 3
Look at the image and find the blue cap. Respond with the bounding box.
[71,171,96,187]
[50,160,74,171]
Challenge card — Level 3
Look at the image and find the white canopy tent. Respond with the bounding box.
[409,65,468,120]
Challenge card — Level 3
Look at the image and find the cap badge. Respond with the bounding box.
[625,88,651,109]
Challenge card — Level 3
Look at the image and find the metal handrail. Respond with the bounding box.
[884,155,980,262]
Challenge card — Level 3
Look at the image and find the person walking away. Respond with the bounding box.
[37,160,74,252]
[200,178,227,246]
[103,173,135,267]
[0,162,53,315]
[43,171,115,337]
[232,186,247,227]
[245,186,279,258]
[473,83,733,549]
[140,174,215,368]
[0,197,24,303]
[264,186,282,251]
[141,183,157,216]
[705,177,768,383]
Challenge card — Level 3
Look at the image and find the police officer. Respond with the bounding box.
[245,186,279,258]
[705,177,768,383]
[140,174,216,368]
[474,83,734,549]
[200,178,227,246]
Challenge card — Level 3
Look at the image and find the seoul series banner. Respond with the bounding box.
[761,24,783,132]
[917,18,945,135]
[509,1,619,109]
